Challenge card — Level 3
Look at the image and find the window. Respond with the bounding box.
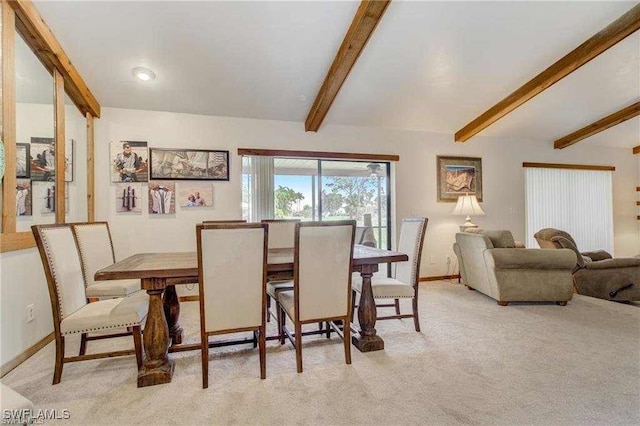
[242,156,392,250]
[524,166,614,253]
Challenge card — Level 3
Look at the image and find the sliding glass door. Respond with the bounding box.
[268,158,391,249]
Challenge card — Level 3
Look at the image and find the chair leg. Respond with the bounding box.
[201,336,209,389]
[412,297,421,332]
[326,321,331,339]
[132,325,143,369]
[497,301,509,306]
[53,335,65,385]
[266,296,271,323]
[394,299,400,315]
[295,322,303,373]
[252,330,258,348]
[278,306,285,345]
[258,326,266,380]
[79,333,88,356]
[343,316,352,365]
[350,290,357,322]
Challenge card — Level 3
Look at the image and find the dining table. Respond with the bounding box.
[95,245,408,387]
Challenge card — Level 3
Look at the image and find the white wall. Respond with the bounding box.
[2,105,638,366]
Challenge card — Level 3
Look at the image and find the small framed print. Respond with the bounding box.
[437,156,483,202]
[179,182,213,208]
[149,148,229,181]
[110,141,149,183]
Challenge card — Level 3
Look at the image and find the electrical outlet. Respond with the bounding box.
[430,256,435,264]
[446,256,451,264]
[27,304,35,323]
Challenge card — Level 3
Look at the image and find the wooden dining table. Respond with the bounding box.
[95,245,408,387]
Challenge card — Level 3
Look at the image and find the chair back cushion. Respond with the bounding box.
[296,221,355,322]
[72,223,117,288]
[33,225,87,320]
[394,217,428,286]
[262,220,299,249]
[197,224,266,333]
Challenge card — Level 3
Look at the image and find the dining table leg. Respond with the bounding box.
[163,285,183,345]
[138,278,174,387]
[351,264,385,352]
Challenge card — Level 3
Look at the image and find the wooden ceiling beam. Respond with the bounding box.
[455,4,640,142]
[305,0,391,132]
[633,145,640,154]
[9,0,100,117]
[554,102,640,149]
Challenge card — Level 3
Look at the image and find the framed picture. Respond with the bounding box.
[29,137,55,181]
[149,148,229,181]
[37,181,57,213]
[437,156,482,202]
[16,179,32,216]
[115,183,142,213]
[16,143,30,178]
[110,141,149,183]
[179,182,213,208]
[148,181,175,215]
[27,138,73,182]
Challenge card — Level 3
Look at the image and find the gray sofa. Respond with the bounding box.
[534,228,640,301]
[453,229,576,305]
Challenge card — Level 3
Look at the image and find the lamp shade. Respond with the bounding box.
[452,194,485,216]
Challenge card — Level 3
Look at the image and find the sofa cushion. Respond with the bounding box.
[550,235,585,268]
[465,229,516,248]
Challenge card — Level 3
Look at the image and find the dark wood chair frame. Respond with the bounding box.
[277,220,355,373]
[197,222,268,389]
[351,217,428,332]
[32,223,143,385]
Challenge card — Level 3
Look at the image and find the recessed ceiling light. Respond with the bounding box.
[132,67,156,81]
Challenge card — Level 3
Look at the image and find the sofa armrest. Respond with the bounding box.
[485,248,576,270]
[585,257,640,270]
[581,250,612,261]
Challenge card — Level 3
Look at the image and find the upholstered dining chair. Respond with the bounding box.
[197,222,268,388]
[32,224,147,385]
[277,220,355,373]
[262,219,299,329]
[352,217,427,332]
[71,222,141,299]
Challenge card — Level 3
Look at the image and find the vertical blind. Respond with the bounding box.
[525,167,613,253]
[243,156,274,222]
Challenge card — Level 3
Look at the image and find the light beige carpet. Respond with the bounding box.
[2,282,639,425]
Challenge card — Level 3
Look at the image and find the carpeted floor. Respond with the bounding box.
[2,281,639,425]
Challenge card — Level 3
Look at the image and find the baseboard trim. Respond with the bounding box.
[179,295,199,302]
[1,332,54,378]
[419,274,460,282]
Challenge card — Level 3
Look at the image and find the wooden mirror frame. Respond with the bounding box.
[1,0,99,252]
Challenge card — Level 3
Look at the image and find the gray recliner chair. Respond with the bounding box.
[534,228,640,302]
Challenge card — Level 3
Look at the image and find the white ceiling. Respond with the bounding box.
[33,1,640,148]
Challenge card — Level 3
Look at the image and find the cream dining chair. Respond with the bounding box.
[71,222,141,298]
[352,217,428,332]
[32,224,147,385]
[276,220,355,373]
[262,219,299,330]
[197,222,268,388]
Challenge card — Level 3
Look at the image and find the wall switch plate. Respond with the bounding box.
[27,304,35,323]
[430,256,435,264]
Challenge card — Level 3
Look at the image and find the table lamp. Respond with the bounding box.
[452,194,485,231]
